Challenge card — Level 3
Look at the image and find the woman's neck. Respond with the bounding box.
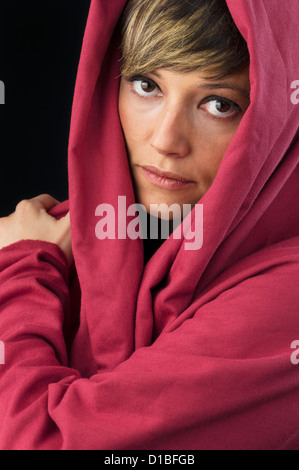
[142,212,175,265]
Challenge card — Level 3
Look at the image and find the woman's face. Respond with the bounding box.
[119,67,250,218]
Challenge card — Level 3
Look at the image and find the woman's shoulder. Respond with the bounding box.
[197,236,299,314]
[222,236,299,287]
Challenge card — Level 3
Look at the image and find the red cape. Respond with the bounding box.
[0,0,299,450]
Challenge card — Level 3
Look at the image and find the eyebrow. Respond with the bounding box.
[150,71,250,99]
[200,82,251,99]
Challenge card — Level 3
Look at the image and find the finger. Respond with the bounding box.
[30,194,61,211]
[58,212,71,224]
[0,216,8,229]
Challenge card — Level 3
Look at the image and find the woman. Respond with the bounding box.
[0,0,298,450]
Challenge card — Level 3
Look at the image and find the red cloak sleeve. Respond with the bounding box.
[1,237,299,450]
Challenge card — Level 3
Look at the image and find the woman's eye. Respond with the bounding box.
[202,98,241,118]
[132,79,160,97]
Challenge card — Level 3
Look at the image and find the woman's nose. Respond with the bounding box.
[150,106,191,158]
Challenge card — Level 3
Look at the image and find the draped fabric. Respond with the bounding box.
[0,0,299,450]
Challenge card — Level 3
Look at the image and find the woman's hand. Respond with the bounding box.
[0,194,73,266]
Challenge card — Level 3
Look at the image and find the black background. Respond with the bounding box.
[0,1,91,216]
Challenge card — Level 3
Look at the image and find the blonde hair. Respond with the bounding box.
[120,0,250,79]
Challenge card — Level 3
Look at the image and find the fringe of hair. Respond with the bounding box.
[119,0,250,79]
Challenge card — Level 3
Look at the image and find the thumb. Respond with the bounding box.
[60,211,70,223]
[31,194,61,212]
[57,212,73,267]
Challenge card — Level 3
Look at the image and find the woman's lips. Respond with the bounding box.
[140,165,196,190]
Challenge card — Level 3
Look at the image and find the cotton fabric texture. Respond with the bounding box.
[0,0,299,450]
